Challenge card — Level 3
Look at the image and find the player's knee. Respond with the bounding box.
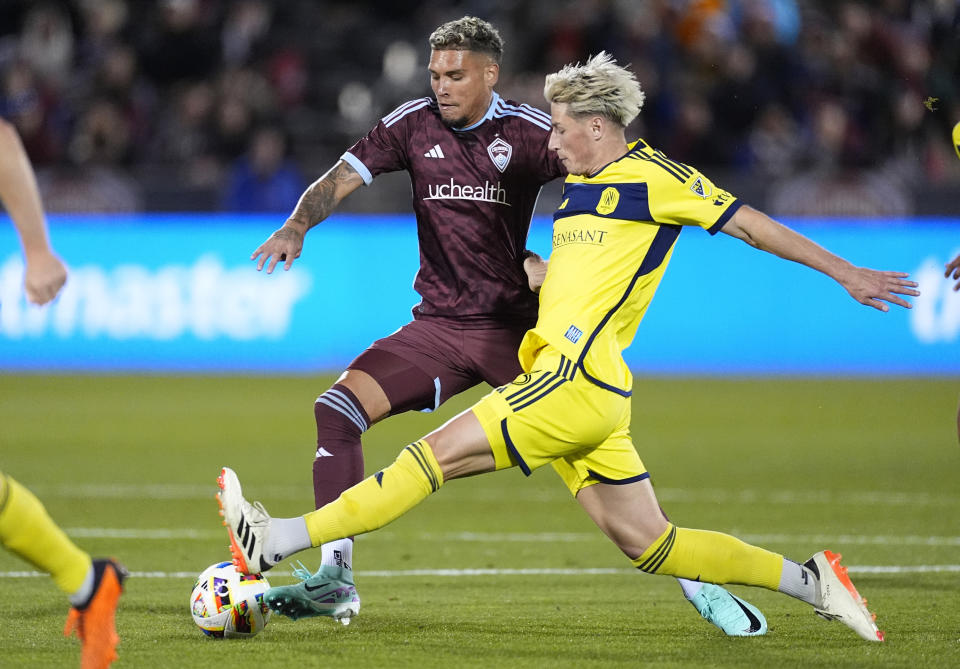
[607,518,669,561]
[337,368,391,422]
[314,384,370,443]
[631,519,671,559]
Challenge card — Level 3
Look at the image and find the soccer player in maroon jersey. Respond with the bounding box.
[249,16,765,635]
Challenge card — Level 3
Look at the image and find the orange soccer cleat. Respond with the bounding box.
[64,558,128,669]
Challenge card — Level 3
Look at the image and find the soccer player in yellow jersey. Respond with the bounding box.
[1,118,126,668]
[216,53,921,642]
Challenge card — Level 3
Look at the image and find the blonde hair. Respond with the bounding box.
[429,16,503,64]
[543,52,645,127]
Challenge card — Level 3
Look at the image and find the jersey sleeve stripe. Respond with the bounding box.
[518,103,552,124]
[707,199,744,235]
[340,151,373,185]
[646,155,687,183]
[628,143,692,183]
[493,99,551,131]
[492,109,551,131]
[655,153,693,179]
[382,97,432,127]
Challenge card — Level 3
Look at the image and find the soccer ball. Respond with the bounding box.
[190,561,271,638]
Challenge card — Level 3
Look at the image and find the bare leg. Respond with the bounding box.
[575,479,669,559]
[423,409,497,480]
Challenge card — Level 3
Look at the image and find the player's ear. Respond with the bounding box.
[591,116,604,139]
[485,62,499,87]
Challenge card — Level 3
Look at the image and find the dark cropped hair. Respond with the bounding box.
[429,16,504,64]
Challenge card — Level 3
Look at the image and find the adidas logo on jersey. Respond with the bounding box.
[424,144,445,158]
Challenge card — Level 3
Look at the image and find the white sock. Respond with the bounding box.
[320,538,354,570]
[263,516,311,566]
[67,565,95,608]
[678,578,704,599]
[777,558,818,605]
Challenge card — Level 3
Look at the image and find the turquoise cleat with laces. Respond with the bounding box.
[687,583,767,636]
[265,563,360,625]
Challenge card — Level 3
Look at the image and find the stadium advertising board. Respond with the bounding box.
[0,214,957,374]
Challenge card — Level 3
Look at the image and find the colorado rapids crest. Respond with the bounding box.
[487,137,513,173]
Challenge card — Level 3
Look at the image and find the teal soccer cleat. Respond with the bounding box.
[265,563,361,625]
[687,583,767,636]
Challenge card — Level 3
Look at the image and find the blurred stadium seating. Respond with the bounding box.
[0,0,957,216]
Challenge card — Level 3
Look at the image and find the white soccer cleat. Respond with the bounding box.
[216,467,274,575]
[809,550,884,642]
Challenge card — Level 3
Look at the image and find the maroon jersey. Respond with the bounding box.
[342,92,565,327]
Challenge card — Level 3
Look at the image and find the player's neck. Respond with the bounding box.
[587,139,630,175]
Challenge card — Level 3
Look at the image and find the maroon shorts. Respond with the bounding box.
[347,318,531,415]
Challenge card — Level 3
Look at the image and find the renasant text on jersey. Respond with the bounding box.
[553,229,609,247]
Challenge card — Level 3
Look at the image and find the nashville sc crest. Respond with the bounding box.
[487,137,513,173]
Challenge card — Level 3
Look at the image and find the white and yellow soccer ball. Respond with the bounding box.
[190,561,271,638]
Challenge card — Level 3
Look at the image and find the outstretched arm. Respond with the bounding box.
[0,118,67,305]
[251,160,365,273]
[721,205,919,312]
[945,252,960,292]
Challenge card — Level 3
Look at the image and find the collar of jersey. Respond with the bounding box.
[452,91,501,132]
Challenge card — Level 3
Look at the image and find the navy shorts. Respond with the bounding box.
[347,318,531,415]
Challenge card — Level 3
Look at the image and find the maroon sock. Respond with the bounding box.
[312,384,369,509]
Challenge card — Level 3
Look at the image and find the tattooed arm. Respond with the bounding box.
[251,160,365,273]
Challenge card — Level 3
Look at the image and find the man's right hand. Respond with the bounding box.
[24,249,67,305]
[250,221,307,273]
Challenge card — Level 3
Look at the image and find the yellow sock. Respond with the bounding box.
[304,440,443,547]
[632,523,783,591]
[0,472,92,595]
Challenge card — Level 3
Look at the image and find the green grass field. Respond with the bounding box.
[2,375,959,668]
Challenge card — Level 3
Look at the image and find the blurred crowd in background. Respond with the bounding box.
[0,0,958,216]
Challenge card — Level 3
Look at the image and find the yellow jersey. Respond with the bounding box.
[518,139,742,394]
